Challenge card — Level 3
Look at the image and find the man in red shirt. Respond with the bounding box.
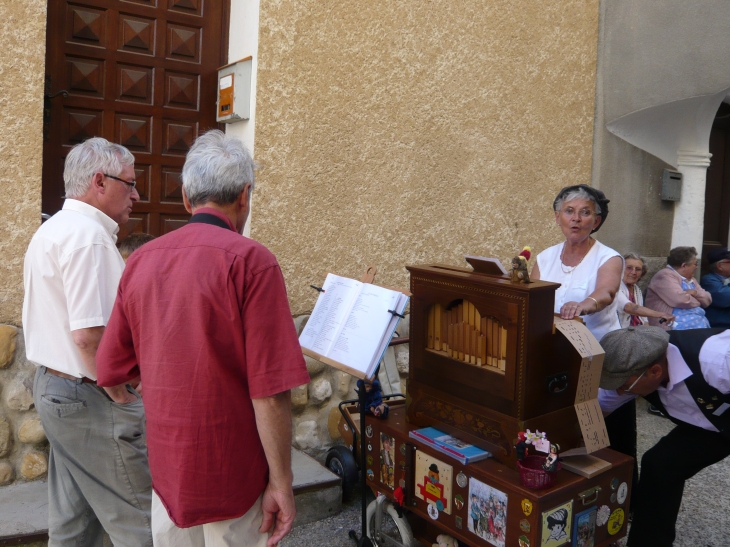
[96,130,309,547]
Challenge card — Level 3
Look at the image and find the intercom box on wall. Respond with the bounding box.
[216,56,252,123]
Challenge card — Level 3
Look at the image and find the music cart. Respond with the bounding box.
[329,262,632,547]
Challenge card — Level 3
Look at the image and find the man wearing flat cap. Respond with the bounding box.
[599,326,730,547]
[701,247,730,328]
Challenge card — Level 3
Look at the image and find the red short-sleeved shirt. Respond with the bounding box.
[97,208,309,527]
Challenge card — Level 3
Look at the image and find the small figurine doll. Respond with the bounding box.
[542,443,560,473]
[356,378,389,418]
[514,431,529,461]
[510,246,532,284]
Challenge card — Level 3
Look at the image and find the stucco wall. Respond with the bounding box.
[252,0,600,314]
[593,0,730,257]
[0,0,46,325]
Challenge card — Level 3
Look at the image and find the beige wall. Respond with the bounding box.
[253,0,600,315]
[0,0,46,326]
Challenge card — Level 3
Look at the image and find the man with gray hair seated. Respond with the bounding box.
[23,138,152,546]
[598,326,730,547]
[96,130,309,546]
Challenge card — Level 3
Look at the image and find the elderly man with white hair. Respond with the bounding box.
[23,138,152,546]
[96,130,309,547]
[599,326,730,547]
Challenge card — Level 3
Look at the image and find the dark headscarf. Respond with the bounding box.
[552,184,610,233]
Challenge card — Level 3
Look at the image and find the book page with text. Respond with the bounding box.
[327,284,400,375]
[299,274,362,356]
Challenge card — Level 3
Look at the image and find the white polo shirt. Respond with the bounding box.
[22,199,125,379]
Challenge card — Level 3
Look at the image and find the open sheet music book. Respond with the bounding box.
[299,273,409,379]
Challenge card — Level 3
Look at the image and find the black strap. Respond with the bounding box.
[187,213,233,231]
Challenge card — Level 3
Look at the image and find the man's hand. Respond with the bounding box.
[103,383,137,404]
[259,483,296,546]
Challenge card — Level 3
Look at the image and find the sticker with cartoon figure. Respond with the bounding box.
[519,536,530,547]
[367,469,374,481]
[365,424,373,438]
[415,452,453,515]
[607,508,624,536]
[572,507,596,547]
[541,501,572,547]
[522,499,533,516]
[454,494,464,510]
[428,503,439,520]
[467,476,507,547]
[380,433,395,489]
[617,482,628,505]
[520,519,530,533]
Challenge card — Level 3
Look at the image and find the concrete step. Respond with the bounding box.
[0,448,340,545]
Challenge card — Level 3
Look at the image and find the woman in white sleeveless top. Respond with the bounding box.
[531,185,623,341]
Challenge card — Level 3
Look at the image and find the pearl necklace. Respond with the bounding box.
[560,239,594,273]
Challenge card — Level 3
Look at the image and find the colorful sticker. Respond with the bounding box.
[617,482,628,505]
[596,505,610,527]
[454,494,464,510]
[607,508,624,536]
[380,433,395,489]
[541,501,572,547]
[610,478,619,490]
[366,469,374,481]
[455,516,463,529]
[572,507,596,547]
[610,493,616,503]
[467,476,507,547]
[366,455,373,466]
[415,452,453,514]
[457,471,468,488]
[520,519,531,533]
[365,424,373,438]
[400,443,407,456]
[522,499,533,516]
[367,443,372,452]
[428,503,439,520]
[519,536,530,547]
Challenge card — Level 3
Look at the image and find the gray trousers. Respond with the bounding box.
[34,366,153,547]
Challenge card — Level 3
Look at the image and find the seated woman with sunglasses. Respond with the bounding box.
[645,246,711,330]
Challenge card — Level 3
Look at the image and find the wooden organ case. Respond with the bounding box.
[406,263,590,468]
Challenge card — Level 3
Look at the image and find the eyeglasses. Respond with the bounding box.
[560,207,594,219]
[104,173,137,191]
[621,369,647,394]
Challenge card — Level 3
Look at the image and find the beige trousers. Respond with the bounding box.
[151,491,268,547]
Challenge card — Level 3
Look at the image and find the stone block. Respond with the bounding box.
[294,420,319,450]
[20,451,47,480]
[0,325,17,369]
[293,314,310,336]
[309,378,332,404]
[395,346,409,375]
[5,379,34,411]
[0,461,13,485]
[0,417,11,457]
[334,371,353,396]
[291,385,308,409]
[327,406,343,440]
[304,355,326,376]
[18,417,46,444]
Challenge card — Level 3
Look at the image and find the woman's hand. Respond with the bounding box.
[560,300,592,319]
[685,289,698,297]
[659,313,675,326]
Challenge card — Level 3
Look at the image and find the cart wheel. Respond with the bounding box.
[366,498,415,547]
[326,445,359,501]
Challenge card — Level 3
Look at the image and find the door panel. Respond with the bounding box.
[703,103,730,268]
[43,0,230,241]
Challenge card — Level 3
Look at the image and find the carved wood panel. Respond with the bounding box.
[43,0,230,238]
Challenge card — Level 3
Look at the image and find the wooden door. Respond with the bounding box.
[42,0,229,239]
[703,102,730,268]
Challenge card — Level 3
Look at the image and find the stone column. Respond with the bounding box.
[670,150,713,253]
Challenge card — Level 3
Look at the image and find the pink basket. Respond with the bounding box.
[517,456,561,490]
